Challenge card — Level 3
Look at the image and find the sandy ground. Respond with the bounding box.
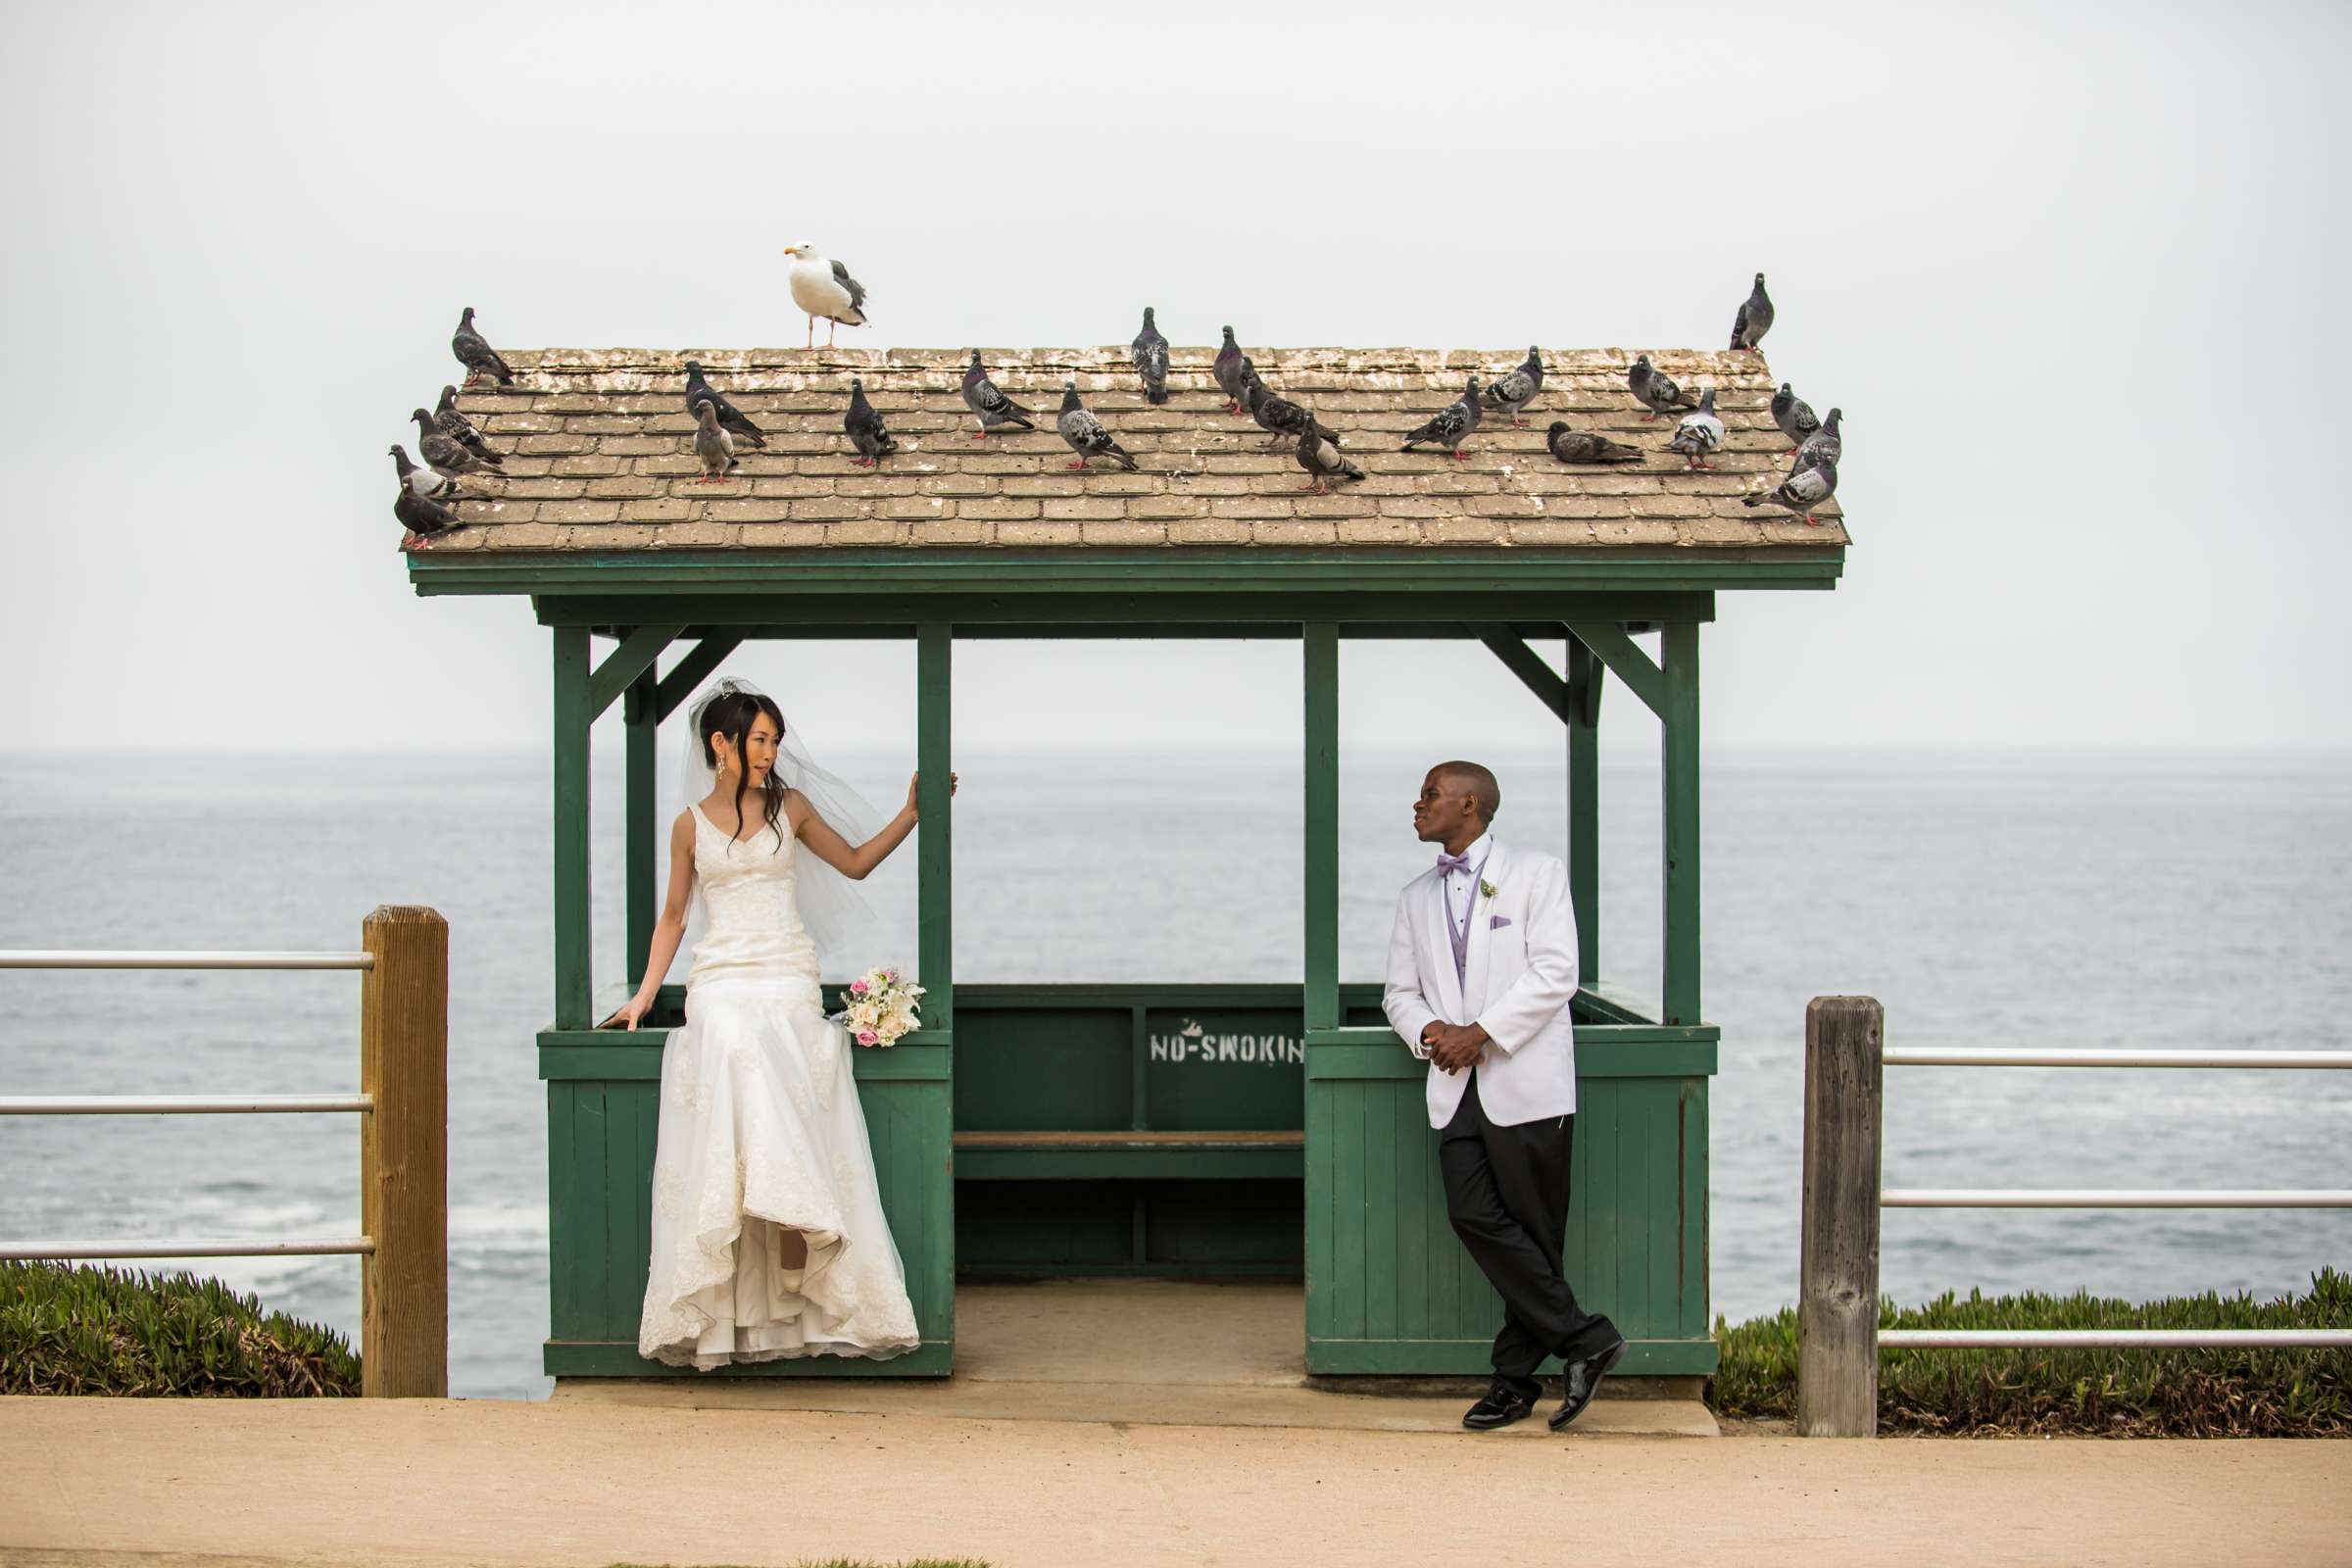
[5,1396,2349,1568]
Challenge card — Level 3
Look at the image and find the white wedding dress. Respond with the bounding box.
[638,803,921,1369]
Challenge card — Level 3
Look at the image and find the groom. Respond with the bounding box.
[1383,760,1626,1432]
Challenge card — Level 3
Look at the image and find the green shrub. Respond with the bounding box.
[0,1259,360,1396]
[1712,1268,2351,1436]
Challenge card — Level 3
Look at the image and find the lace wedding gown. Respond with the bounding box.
[638,804,921,1368]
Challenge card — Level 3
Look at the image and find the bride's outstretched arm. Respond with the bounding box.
[612,811,698,1030]
[793,771,957,880]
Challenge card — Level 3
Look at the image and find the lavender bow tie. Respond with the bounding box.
[1436,852,1473,874]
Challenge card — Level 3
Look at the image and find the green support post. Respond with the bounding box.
[623,666,659,989]
[1660,621,1700,1027]
[1303,622,1340,1034]
[916,624,954,1033]
[1566,634,1600,984]
[553,625,593,1029]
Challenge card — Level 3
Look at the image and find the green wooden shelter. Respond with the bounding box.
[406,343,1847,1383]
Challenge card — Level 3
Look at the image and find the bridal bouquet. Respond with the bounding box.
[837,965,925,1047]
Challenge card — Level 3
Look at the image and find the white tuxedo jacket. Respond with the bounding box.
[1381,838,1581,1129]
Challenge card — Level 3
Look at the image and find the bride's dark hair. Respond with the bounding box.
[701,688,789,852]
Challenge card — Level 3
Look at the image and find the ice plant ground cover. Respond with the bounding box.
[1711,1268,2351,1436]
[0,1260,360,1396]
[836,966,925,1047]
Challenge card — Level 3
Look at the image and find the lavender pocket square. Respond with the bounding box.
[1489,914,1513,930]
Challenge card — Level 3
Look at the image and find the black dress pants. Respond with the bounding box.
[1439,1066,1618,1396]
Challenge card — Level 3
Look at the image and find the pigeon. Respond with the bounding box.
[394,484,460,549]
[1545,423,1643,466]
[844,376,898,466]
[693,401,739,482]
[1481,346,1544,426]
[413,409,497,477]
[390,444,466,504]
[1233,356,1267,420]
[1743,458,1838,525]
[1055,381,1139,471]
[1628,355,1699,420]
[1212,326,1248,413]
[1771,382,1821,455]
[1246,375,1341,453]
[1666,389,1725,469]
[783,243,868,348]
[1295,422,1365,493]
[1132,307,1170,405]
[1399,376,1483,459]
[959,348,1035,434]
[451,307,515,388]
[684,362,767,450]
[1730,272,1774,352]
[1793,407,1842,471]
[431,386,505,469]
[961,350,1036,437]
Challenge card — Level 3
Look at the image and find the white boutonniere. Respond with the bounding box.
[1479,878,1498,900]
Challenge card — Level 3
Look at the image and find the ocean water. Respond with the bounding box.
[1,747,2346,1399]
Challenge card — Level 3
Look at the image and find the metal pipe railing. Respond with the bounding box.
[1884,1188,2352,1208]
[0,950,373,970]
[0,911,447,1396]
[0,1095,373,1115]
[1882,1047,2352,1069]
[1796,996,2351,1439]
[0,1237,375,1260]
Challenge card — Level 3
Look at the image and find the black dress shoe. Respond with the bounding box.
[1462,1380,1538,1430]
[1548,1336,1628,1431]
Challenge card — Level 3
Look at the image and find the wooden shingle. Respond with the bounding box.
[422,347,1848,553]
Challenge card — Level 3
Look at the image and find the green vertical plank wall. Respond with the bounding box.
[541,1037,954,1377]
[1303,1030,1716,1376]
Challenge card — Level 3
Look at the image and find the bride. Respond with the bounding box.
[609,676,953,1369]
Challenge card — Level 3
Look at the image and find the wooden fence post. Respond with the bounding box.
[361,906,449,1397]
[1798,995,1882,1437]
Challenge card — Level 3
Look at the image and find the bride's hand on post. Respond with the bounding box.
[610,994,653,1032]
[906,771,959,817]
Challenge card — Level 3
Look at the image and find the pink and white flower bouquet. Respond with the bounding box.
[836,965,925,1048]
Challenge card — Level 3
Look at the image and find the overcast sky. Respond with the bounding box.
[3,1,2346,759]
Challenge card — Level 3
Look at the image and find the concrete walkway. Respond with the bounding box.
[5,1396,2346,1567]
[556,1278,1715,1438]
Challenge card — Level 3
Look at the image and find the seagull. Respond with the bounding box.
[394,484,460,550]
[451,307,515,388]
[1730,272,1774,352]
[1771,382,1821,455]
[1481,346,1544,426]
[1133,307,1170,406]
[1743,458,1838,525]
[1056,381,1139,471]
[390,445,466,503]
[1545,423,1643,465]
[684,362,767,449]
[433,387,504,468]
[961,350,1036,437]
[693,401,739,482]
[1246,376,1341,454]
[1400,376,1483,460]
[844,377,898,466]
[412,410,496,477]
[1628,355,1699,420]
[1295,422,1365,493]
[1793,407,1842,471]
[1212,326,1248,413]
[783,243,868,348]
[1666,389,1725,470]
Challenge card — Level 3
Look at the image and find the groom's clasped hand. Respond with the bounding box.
[1419,1020,1491,1073]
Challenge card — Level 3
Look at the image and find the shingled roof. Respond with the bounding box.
[416,347,1847,553]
